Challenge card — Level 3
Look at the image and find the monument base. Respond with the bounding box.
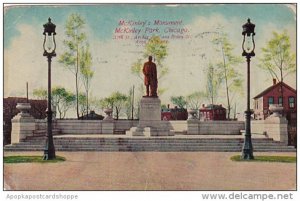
[126,97,174,137]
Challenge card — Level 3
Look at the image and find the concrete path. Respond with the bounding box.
[4,151,296,190]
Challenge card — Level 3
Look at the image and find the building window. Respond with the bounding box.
[268,97,274,107]
[289,97,295,108]
[278,96,283,106]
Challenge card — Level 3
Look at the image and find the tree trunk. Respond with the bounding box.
[76,45,80,119]
[86,79,89,119]
[75,73,79,119]
[226,83,231,119]
[115,106,119,120]
[280,69,284,116]
[221,45,231,119]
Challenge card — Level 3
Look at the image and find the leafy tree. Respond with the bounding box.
[33,88,47,100]
[259,30,296,103]
[33,87,75,118]
[99,96,114,109]
[52,87,76,119]
[111,92,128,120]
[99,92,128,120]
[205,62,223,105]
[144,36,168,69]
[170,96,187,109]
[88,96,102,113]
[78,93,87,117]
[131,59,143,81]
[59,13,87,119]
[212,32,243,119]
[80,44,94,116]
[161,104,168,110]
[186,91,205,110]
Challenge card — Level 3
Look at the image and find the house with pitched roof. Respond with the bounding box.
[253,79,296,121]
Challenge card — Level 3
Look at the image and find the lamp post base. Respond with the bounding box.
[43,138,56,160]
[241,110,254,160]
[241,149,254,160]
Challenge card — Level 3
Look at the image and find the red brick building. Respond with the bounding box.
[199,104,227,121]
[253,80,296,120]
[161,107,188,120]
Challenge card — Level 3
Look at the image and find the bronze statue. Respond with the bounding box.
[143,56,158,97]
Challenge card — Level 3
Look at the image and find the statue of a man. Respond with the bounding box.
[143,56,158,97]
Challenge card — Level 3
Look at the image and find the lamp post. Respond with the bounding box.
[43,18,56,160]
[241,18,255,160]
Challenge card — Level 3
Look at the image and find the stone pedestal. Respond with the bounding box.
[101,108,114,134]
[103,108,114,121]
[11,103,35,143]
[265,116,288,145]
[102,122,114,134]
[187,119,199,134]
[126,97,174,136]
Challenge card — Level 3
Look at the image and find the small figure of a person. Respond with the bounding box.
[143,56,158,97]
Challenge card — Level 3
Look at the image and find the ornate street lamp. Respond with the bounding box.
[43,18,56,160]
[241,18,255,160]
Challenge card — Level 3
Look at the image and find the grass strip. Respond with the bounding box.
[231,155,296,163]
[4,155,66,163]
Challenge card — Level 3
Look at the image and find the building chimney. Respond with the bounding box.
[273,78,277,85]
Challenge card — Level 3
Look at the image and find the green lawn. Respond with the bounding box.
[231,155,296,163]
[4,155,66,163]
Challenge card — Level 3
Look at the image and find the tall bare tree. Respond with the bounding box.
[212,33,243,119]
[80,44,94,117]
[205,62,223,105]
[59,13,87,118]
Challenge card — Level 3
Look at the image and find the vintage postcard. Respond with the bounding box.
[2,2,297,197]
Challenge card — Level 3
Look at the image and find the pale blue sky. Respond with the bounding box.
[4,4,295,48]
[3,4,296,117]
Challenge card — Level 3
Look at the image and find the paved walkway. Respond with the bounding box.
[4,151,296,190]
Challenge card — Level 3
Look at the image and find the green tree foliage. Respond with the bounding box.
[212,32,243,119]
[88,96,102,113]
[52,87,76,119]
[144,36,168,69]
[99,97,114,110]
[59,13,87,119]
[80,44,94,116]
[186,91,205,110]
[100,92,128,120]
[33,87,75,119]
[78,92,87,117]
[259,31,296,102]
[205,62,223,105]
[161,104,168,110]
[131,59,143,80]
[170,96,187,109]
[111,92,128,120]
[33,88,47,100]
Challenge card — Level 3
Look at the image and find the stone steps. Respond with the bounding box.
[32,129,61,137]
[4,136,296,152]
[13,141,288,146]
[3,147,295,152]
